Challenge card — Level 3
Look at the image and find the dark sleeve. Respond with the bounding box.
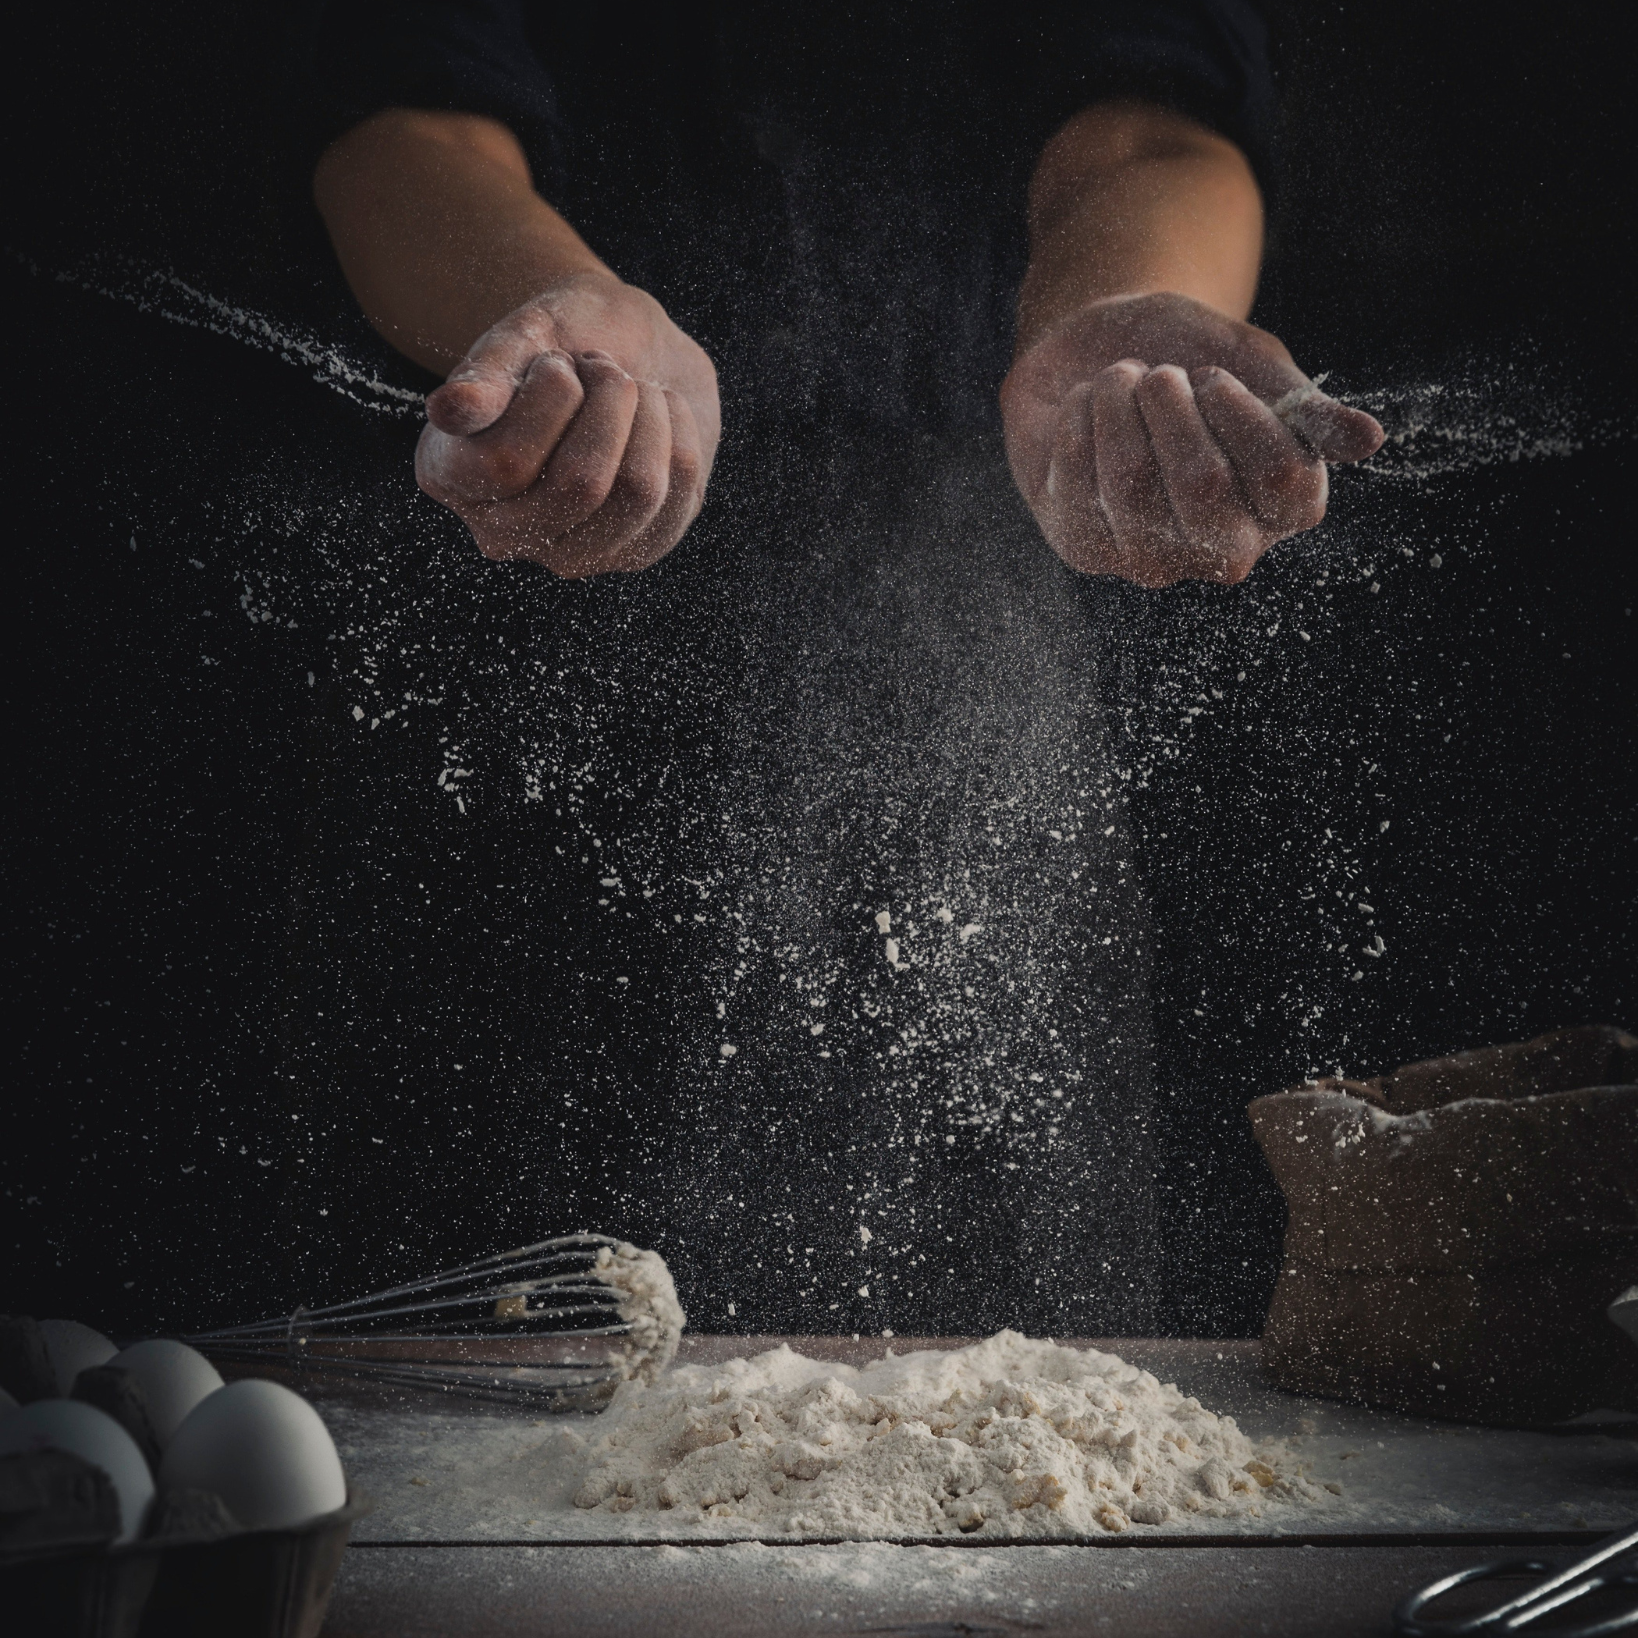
[280,0,567,189]
[1002,1,1278,193]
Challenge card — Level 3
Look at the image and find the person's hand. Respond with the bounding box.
[1000,292,1384,586]
[415,273,720,577]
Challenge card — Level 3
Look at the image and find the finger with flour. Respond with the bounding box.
[1039,381,1119,572]
[1134,364,1263,580]
[1092,360,1192,584]
[424,308,560,436]
[1192,367,1328,538]
[617,388,707,572]
[416,348,584,504]
[1268,381,1384,463]
[530,379,674,577]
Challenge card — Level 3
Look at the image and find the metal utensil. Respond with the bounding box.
[183,1233,680,1409]
[1394,1520,1638,1636]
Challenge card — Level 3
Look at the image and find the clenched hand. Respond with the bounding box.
[1001,292,1384,586]
[416,273,720,577]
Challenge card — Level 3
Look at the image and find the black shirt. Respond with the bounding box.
[285,2,1275,430]
[270,4,1279,1332]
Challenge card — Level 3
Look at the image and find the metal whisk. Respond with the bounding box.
[184,1233,680,1409]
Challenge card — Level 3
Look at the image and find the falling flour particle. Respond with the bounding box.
[572,1332,1331,1536]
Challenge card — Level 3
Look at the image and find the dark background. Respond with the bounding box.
[4,2,1634,1340]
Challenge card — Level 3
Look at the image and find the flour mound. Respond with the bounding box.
[593,1243,686,1382]
[573,1331,1330,1536]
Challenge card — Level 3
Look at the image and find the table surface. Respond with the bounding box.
[316,1335,1638,1636]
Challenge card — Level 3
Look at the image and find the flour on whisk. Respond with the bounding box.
[593,1243,686,1382]
[573,1331,1332,1536]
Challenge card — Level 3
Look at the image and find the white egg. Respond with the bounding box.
[0,1399,156,1543]
[107,1340,224,1448]
[160,1379,345,1531]
[38,1319,118,1395]
[1611,1286,1638,1347]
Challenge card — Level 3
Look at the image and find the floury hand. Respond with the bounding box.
[1002,292,1383,586]
[417,277,718,577]
[315,111,719,577]
[1001,102,1383,587]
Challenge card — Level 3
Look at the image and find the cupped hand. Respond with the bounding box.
[415,274,720,576]
[1000,292,1384,586]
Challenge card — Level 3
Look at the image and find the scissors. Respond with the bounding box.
[1394,1521,1638,1635]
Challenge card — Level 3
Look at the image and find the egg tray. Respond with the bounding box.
[0,1483,370,1638]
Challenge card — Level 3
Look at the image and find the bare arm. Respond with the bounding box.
[314,109,719,577]
[1016,100,1263,348]
[1001,102,1383,586]
[314,108,610,373]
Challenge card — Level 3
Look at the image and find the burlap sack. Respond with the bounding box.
[1249,1025,1638,1424]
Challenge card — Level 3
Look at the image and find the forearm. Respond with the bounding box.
[1015,100,1264,353]
[313,108,613,375]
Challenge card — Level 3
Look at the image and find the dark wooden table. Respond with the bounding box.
[313,1336,1634,1636]
[321,1539,1580,1636]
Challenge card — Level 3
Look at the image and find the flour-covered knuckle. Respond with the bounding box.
[1226,447,1323,541]
[1253,455,1328,538]
[413,425,467,505]
[477,496,611,579]
[488,348,584,470]
[458,499,552,565]
[1044,497,1121,577]
[1173,456,1246,529]
[662,388,706,512]
[1164,522,1266,588]
[1196,540,1263,586]
[1090,362,1162,526]
[446,436,540,503]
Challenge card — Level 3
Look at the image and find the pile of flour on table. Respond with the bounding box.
[572,1331,1332,1536]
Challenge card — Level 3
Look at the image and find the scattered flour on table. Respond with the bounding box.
[572,1331,1334,1537]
